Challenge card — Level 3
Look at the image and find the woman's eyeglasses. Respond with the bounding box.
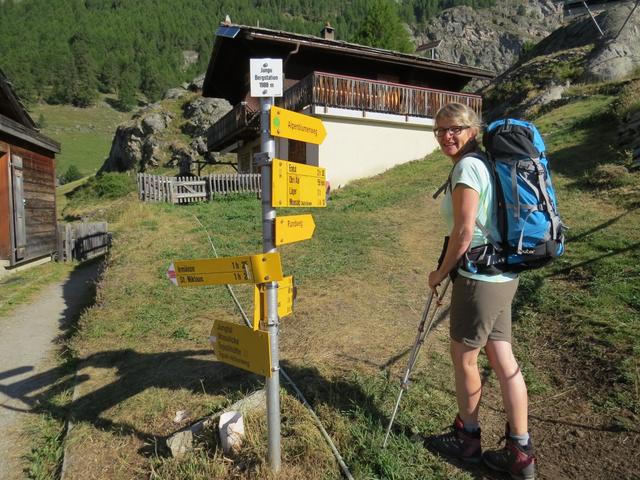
[434,126,470,138]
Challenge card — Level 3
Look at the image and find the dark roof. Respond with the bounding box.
[0,69,60,154]
[203,24,495,103]
[0,69,36,128]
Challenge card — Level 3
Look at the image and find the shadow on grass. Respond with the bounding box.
[1,348,263,439]
[547,110,619,182]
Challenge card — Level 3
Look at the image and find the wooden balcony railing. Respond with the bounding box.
[207,102,259,151]
[209,73,482,150]
[279,71,482,119]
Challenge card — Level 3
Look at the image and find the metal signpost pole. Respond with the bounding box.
[260,95,281,471]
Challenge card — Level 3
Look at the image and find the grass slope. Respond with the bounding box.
[28,101,129,178]
[24,89,640,479]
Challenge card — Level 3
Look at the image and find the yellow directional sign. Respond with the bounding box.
[253,275,295,329]
[275,214,316,246]
[168,253,283,287]
[270,107,326,145]
[210,320,272,377]
[272,159,326,208]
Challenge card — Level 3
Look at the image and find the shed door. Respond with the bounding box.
[11,154,26,261]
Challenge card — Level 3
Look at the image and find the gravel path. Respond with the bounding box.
[0,262,98,479]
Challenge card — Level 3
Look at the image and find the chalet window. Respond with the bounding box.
[288,139,306,164]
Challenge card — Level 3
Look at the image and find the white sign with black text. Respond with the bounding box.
[250,58,283,98]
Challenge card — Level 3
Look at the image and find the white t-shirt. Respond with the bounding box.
[440,153,516,283]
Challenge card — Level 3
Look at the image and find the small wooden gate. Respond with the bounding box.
[174,176,207,204]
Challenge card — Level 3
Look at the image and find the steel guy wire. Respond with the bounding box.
[193,214,354,479]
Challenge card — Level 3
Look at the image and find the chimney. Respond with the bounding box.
[321,22,334,40]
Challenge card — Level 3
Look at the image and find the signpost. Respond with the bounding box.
[250,59,283,98]
[275,215,316,246]
[270,106,327,145]
[210,320,272,377]
[168,58,327,473]
[253,275,295,329]
[272,159,326,208]
[166,252,283,287]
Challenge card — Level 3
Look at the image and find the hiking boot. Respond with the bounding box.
[482,424,536,480]
[428,415,482,463]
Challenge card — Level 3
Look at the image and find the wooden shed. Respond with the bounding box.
[0,70,60,270]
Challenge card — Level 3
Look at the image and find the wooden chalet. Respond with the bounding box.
[0,70,60,272]
[203,23,495,187]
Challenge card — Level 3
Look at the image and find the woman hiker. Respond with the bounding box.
[426,102,536,480]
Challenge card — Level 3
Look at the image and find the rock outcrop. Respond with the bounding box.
[181,97,231,138]
[481,1,640,120]
[100,106,174,172]
[529,0,640,82]
[413,0,563,88]
[101,77,231,174]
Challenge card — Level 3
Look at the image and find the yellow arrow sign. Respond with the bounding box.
[272,159,326,208]
[275,214,316,246]
[253,275,295,329]
[210,320,272,377]
[270,107,327,145]
[167,252,283,287]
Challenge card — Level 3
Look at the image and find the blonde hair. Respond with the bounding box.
[434,103,482,133]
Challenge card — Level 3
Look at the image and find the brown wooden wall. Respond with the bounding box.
[0,142,10,260]
[10,144,57,262]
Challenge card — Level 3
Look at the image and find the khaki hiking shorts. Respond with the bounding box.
[449,275,519,348]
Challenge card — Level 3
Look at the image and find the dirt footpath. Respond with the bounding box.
[0,262,98,479]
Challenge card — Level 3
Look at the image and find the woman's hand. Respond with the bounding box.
[428,269,446,295]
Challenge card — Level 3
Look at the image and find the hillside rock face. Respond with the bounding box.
[482,1,640,120]
[531,0,640,82]
[100,107,174,173]
[101,83,231,173]
[413,0,563,87]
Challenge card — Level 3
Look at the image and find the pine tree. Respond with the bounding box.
[353,0,414,53]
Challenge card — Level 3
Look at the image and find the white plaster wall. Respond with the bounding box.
[317,116,440,188]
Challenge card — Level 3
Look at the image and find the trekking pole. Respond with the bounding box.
[382,277,451,448]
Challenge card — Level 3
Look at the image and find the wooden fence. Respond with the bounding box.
[207,173,262,197]
[57,222,111,262]
[137,173,261,204]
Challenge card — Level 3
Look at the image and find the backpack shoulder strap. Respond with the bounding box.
[432,151,487,200]
[432,171,452,199]
[467,152,502,250]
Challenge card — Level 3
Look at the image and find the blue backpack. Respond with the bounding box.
[478,118,566,272]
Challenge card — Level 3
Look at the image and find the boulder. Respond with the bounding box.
[189,74,205,91]
[100,124,143,172]
[141,112,172,135]
[529,2,640,83]
[141,137,164,168]
[190,137,208,155]
[181,97,231,137]
[165,87,188,100]
[101,110,173,173]
[531,83,566,106]
[166,390,266,459]
[585,39,639,82]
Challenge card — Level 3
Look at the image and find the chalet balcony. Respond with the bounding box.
[207,101,260,152]
[208,72,482,152]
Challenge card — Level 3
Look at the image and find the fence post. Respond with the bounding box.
[65,223,73,262]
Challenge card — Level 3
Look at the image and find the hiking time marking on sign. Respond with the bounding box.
[210,320,272,377]
[167,253,283,287]
[272,159,326,208]
[270,107,326,145]
[275,214,316,246]
[249,58,283,98]
[253,275,295,329]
